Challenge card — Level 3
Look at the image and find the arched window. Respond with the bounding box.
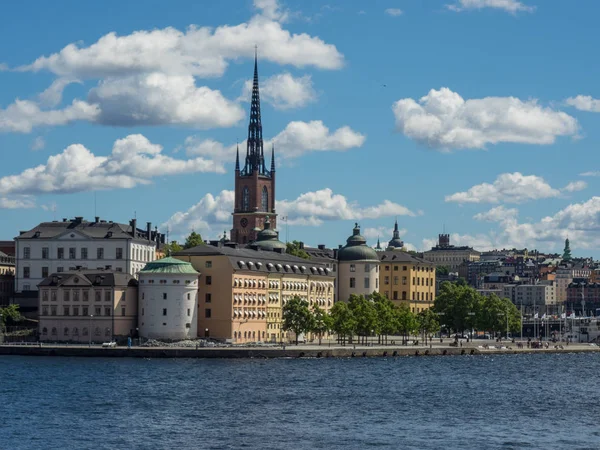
[42,327,48,336]
[51,327,57,336]
[73,327,79,336]
[64,327,69,337]
[261,186,268,212]
[242,187,250,211]
[82,328,88,336]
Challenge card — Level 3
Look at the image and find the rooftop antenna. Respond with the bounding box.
[94,192,97,218]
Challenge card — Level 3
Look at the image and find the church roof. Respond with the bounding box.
[338,223,379,262]
[139,257,199,275]
[249,217,286,251]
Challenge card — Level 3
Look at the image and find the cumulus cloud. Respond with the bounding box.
[473,205,519,223]
[88,73,244,128]
[0,134,224,197]
[38,78,80,107]
[565,95,600,113]
[0,197,36,209]
[253,0,289,22]
[240,72,317,109]
[17,15,343,79]
[393,88,578,150]
[446,172,587,204]
[30,136,46,151]
[581,171,600,177]
[0,98,99,133]
[385,8,403,16]
[447,0,534,14]
[277,188,415,226]
[163,188,415,239]
[184,120,365,161]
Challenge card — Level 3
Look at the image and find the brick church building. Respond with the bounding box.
[231,53,277,244]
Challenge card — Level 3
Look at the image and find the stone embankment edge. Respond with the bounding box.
[1,345,599,359]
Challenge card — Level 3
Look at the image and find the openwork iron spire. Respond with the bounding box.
[242,47,269,176]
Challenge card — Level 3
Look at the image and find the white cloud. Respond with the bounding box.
[17,16,343,78]
[0,134,224,197]
[447,0,534,14]
[445,172,567,204]
[0,98,99,133]
[581,171,600,177]
[565,95,600,113]
[162,190,235,238]
[473,205,519,224]
[277,188,415,226]
[0,197,36,209]
[38,78,80,108]
[253,0,289,22]
[393,88,578,150]
[30,136,46,151]
[385,8,403,16]
[88,73,244,128]
[240,72,317,109]
[184,120,365,161]
[562,181,587,193]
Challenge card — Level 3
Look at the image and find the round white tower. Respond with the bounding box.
[138,257,199,340]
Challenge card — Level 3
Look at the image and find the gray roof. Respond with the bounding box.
[16,217,157,246]
[378,251,434,265]
[175,244,333,276]
[38,270,138,288]
[338,224,379,262]
[302,246,336,263]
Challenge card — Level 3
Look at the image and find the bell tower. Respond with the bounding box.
[231,50,277,244]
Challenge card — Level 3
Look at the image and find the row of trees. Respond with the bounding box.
[433,282,521,336]
[282,293,440,345]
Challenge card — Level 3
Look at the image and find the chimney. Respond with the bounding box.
[130,219,137,237]
[160,233,166,244]
[95,216,100,223]
[299,242,305,249]
[19,231,26,235]
[333,249,338,260]
[62,218,67,222]
[147,222,152,241]
[318,244,325,250]
[74,216,83,224]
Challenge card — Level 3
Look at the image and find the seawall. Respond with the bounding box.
[1,345,599,359]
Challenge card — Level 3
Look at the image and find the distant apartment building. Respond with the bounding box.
[504,282,556,316]
[15,216,163,295]
[0,251,15,306]
[566,282,600,316]
[38,270,138,342]
[422,234,480,271]
[555,264,592,303]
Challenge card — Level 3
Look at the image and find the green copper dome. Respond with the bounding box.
[250,216,287,251]
[338,223,379,262]
[140,257,199,274]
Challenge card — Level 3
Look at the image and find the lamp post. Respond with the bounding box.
[0,312,3,344]
[467,312,476,340]
[89,314,93,347]
[136,327,139,346]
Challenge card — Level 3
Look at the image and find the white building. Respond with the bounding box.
[15,217,163,293]
[337,223,379,302]
[138,257,200,340]
[504,281,556,315]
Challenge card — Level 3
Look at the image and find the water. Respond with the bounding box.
[1,353,599,450]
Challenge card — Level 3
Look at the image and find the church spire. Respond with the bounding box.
[271,143,276,173]
[235,141,240,171]
[242,45,266,176]
[393,218,400,238]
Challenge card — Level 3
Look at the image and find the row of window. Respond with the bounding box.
[233,330,266,340]
[140,279,195,285]
[40,305,121,316]
[384,291,434,301]
[383,276,433,287]
[349,264,379,273]
[24,266,124,279]
[41,326,111,337]
[23,246,155,262]
[140,308,193,317]
[382,265,434,272]
[349,277,379,289]
[233,309,266,318]
[42,289,113,303]
[140,293,193,301]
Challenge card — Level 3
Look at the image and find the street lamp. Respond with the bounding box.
[89,314,93,347]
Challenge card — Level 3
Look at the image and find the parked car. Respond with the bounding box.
[102,341,116,348]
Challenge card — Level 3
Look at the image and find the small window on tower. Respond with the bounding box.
[242,186,250,211]
[261,186,268,212]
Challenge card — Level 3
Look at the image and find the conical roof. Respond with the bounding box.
[388,219,404,249]
[250,216,287,251]
[140,257,199,274]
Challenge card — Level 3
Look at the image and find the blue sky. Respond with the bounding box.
[1,0,600,256]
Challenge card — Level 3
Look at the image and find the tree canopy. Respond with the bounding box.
[286,241,310,259]
[184,231,203,249]
[163,241,183,255]
[282,296,314,344]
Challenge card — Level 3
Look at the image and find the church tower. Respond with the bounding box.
[231,51,277,244]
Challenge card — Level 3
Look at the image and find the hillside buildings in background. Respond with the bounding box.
[0,251,15,306]
[422,234,481,271]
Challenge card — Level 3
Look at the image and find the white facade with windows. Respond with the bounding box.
[15,217,161,293]
[138,257,199,340]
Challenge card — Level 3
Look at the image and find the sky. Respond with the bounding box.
[1,0,600,257]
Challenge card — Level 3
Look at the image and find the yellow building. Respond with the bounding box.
[174,241,334,344]
[422,234,480,271]
[378,251,436,313]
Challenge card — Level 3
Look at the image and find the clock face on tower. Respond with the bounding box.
[240,218,249,228]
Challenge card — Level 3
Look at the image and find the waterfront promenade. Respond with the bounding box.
[1,339,598,359]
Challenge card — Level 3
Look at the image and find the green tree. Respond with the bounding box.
[0,304,22,330]
[417,309,440,346]
[184,231,203,249]
[286,241,310,259]
[348,294,379,345]
[436,266,450,277]
[311,305,332,345]
[371,292,396,345]
[433,282,479,334]
[394,304,418,345]
[282,296,314,345]
[330,301,356,346]
[164,241,183,255]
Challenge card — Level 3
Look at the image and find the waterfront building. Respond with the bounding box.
[231,53,277,245]
[556,264,592,303]
[299,243,338,302]
[337,223,380,302]
[0,251,15,306]
[504,281,556,316]
[138,257,200,340]
[566,282,600,316]
[378,251,435,313]
[38,270,138,342]
[15,216,162,296]
[422,234,480,271]
[174,240,334,343]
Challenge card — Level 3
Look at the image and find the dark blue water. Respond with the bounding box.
[1,354,600,449]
